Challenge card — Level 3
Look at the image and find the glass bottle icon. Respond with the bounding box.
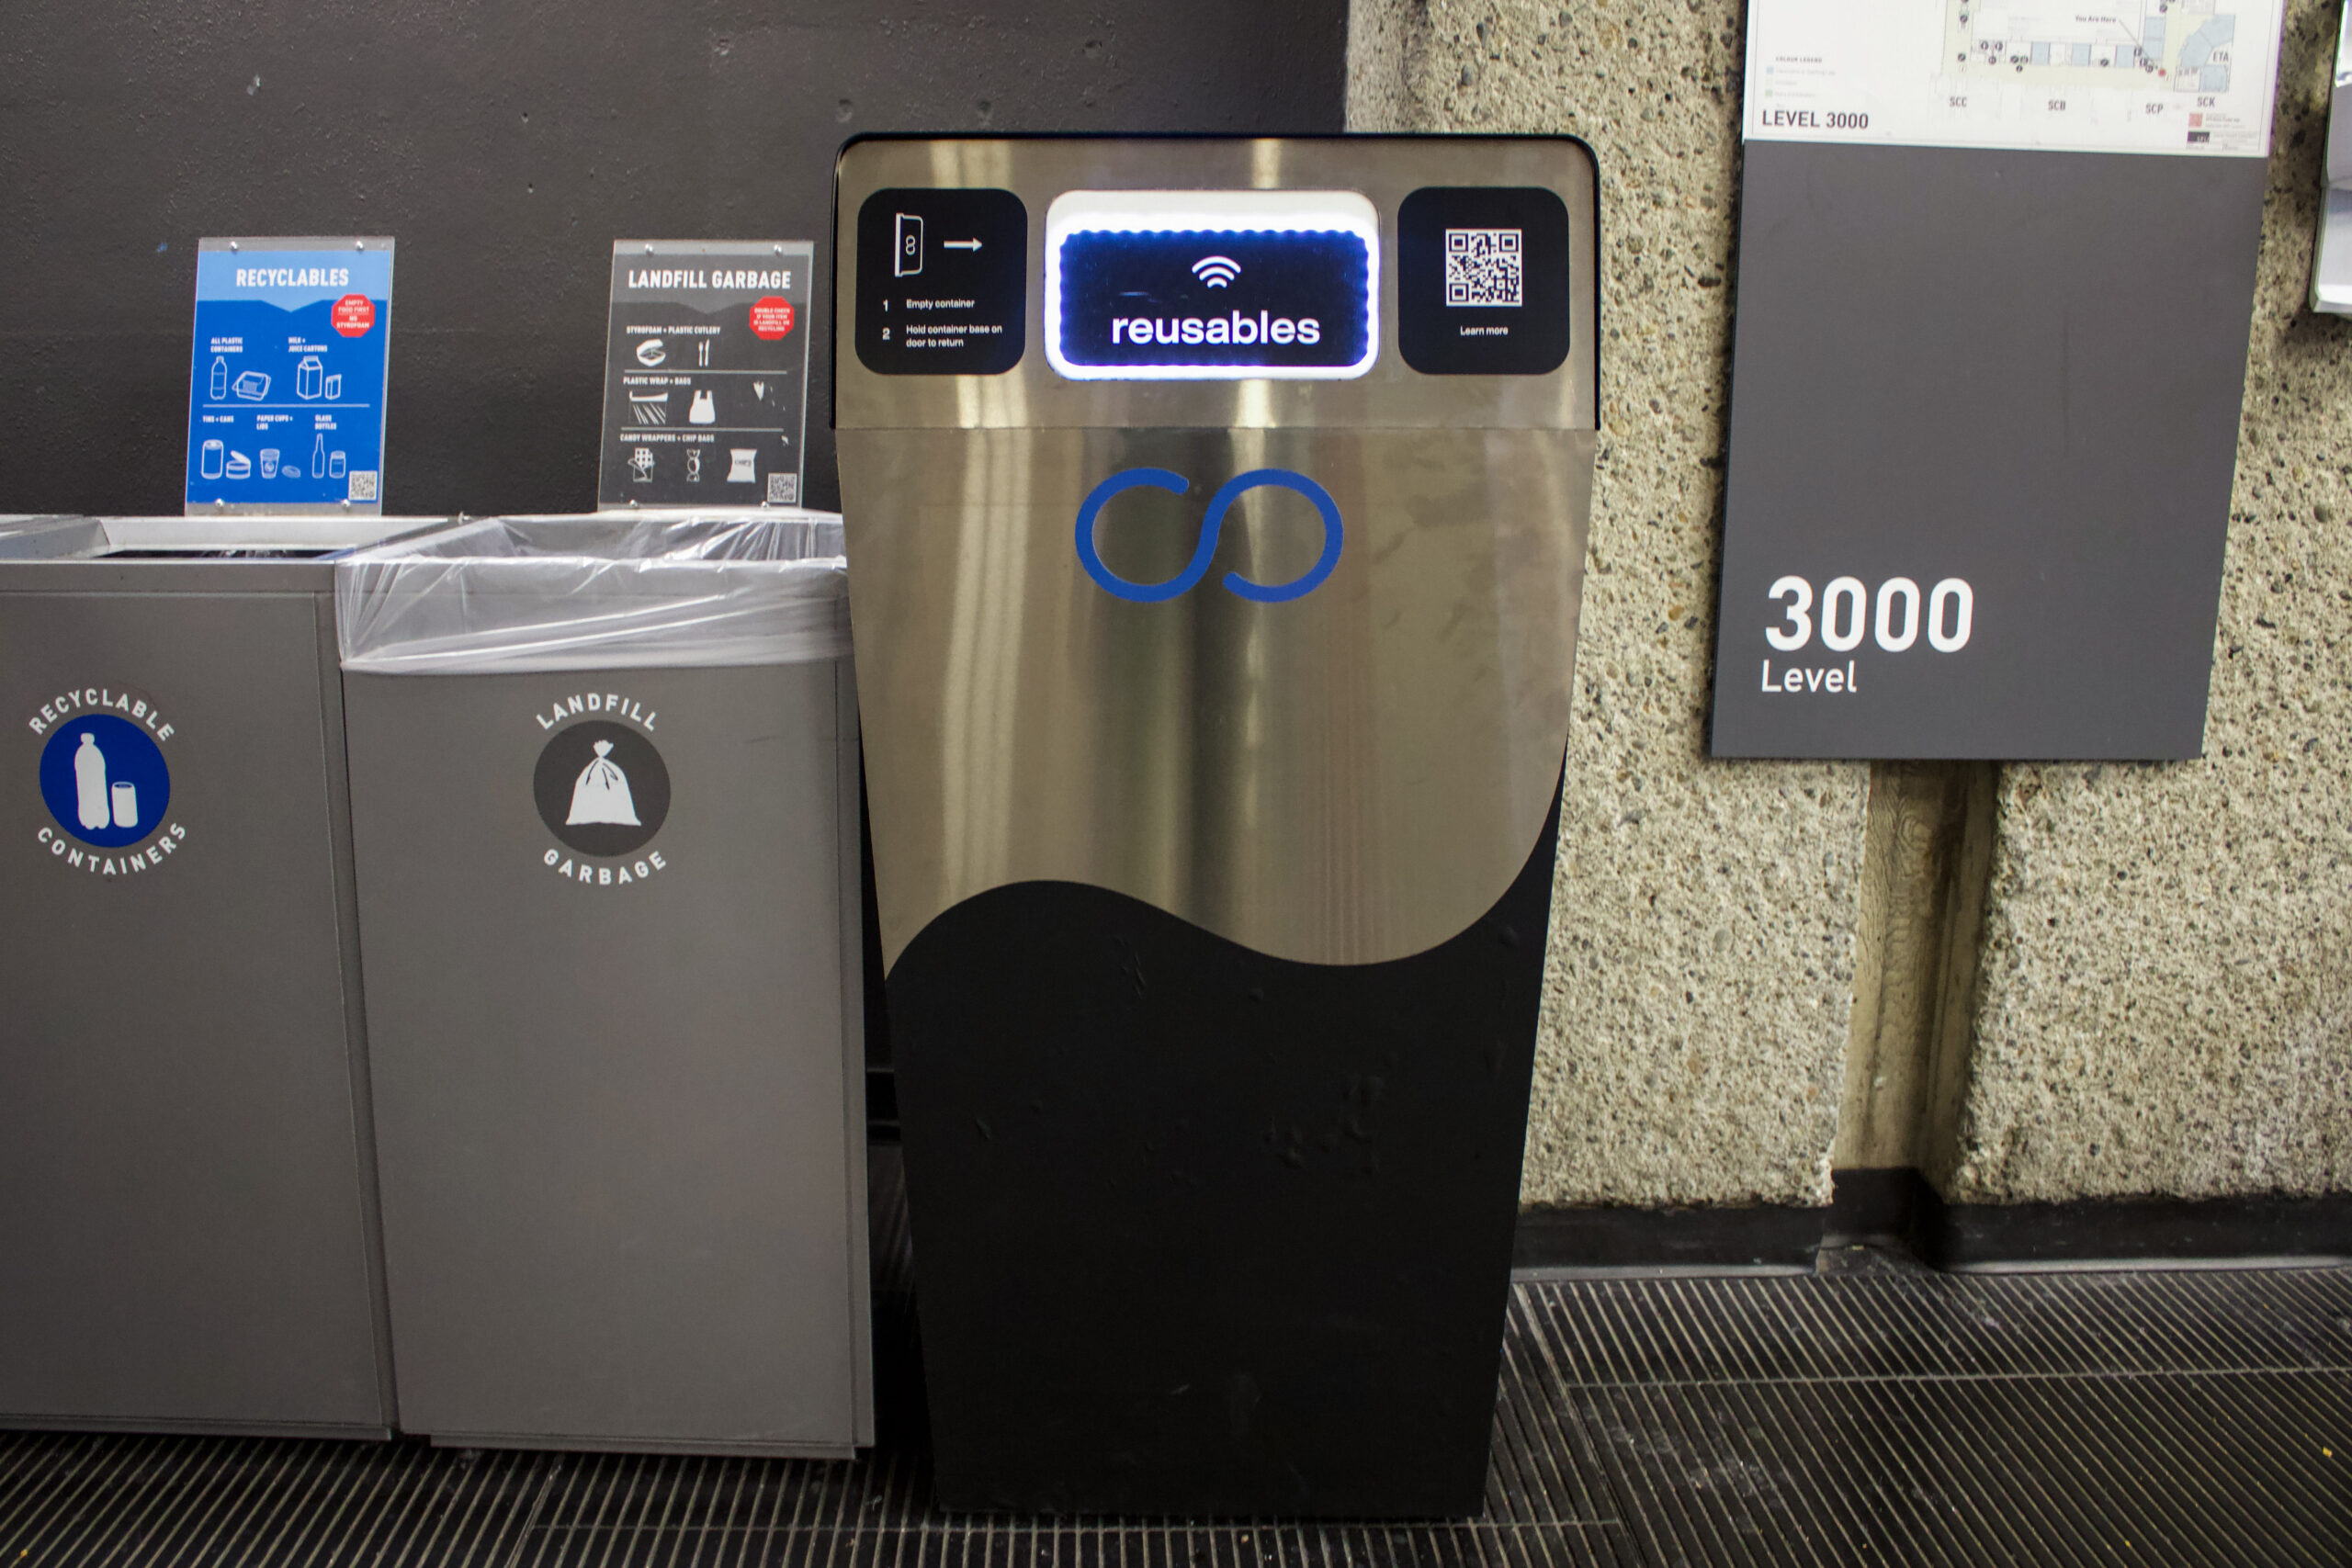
[74,733,109,831]
[311,433,327,479]
[209,356,229,400]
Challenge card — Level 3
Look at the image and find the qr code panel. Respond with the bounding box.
[1444,227,1524,308]
[766,472,798,505]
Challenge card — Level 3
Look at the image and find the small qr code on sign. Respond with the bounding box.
[346,470,379,502]
[1444,228,1523,307]
[766,473,798,505]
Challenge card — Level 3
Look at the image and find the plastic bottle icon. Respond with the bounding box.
[209,356,229,400]
[200,439,225,480]
[110,781,138,831]
[74,733,109,831]
[311,433,327,479]
[296,355,324,400]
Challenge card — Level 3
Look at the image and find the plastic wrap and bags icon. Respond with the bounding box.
[688,389,717,425]
[565,740,640,827]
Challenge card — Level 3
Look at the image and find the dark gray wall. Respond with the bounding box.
[0,0,1345,516]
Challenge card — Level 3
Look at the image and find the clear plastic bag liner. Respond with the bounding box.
[335,512,850,674]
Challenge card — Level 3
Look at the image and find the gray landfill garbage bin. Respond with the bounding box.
[0,513,451,1437]
[335,512,873,1456]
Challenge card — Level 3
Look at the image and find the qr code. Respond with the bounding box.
[346,470,379,502]
[1445,228,1523,307]
[766,472,798,505]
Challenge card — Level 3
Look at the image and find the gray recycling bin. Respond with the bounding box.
[835,136,1597,1515]
[0,513,451,1437]
[335,513,873,1456]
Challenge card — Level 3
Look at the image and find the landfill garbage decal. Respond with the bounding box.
[532,707,670,882]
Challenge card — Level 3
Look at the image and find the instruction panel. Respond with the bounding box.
[184,237,394,514]
[1746,0,2285,156]
[599,241,812,508]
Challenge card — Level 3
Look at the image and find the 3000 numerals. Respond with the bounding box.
[1766,575,1973,653]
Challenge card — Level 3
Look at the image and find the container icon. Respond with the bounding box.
[209,357,229,400]
[200,440,225,480]
[74,733,108,830]
[109,781,137,831]
[329,451,346,480]
[296,356,324,400]
[312,434,327,479]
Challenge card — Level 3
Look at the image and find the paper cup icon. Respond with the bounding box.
[260,449,279,479]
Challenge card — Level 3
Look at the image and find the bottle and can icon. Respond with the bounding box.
[72,734,139,830]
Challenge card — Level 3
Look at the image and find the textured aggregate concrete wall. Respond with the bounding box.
[1355,0,2352,1211]
[1350,0,1867,1208]
[1954,0,2352,1203]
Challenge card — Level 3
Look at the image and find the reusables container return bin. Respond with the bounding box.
[335,512,872,1456]
[0,513,453,1437]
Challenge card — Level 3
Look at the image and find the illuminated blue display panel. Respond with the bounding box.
[1046,191,1379,380]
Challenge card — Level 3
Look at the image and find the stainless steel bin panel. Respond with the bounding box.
[345,661,870,1454]
[841,424,1592,970]
[0,591,389,1432]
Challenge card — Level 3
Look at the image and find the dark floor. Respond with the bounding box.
[0,1213,2345,1564]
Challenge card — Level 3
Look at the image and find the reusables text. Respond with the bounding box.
[1113,312,1322,347]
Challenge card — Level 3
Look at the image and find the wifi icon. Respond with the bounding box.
[1191,255,1241,288]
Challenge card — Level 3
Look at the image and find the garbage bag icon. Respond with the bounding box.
[566,740,640,827]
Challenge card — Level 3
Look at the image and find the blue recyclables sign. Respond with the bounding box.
[185,238,394,513]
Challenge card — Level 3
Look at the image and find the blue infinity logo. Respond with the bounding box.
[1075,468,1344,604]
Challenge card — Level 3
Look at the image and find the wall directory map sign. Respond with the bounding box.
[184,237,393,514]
[1711,0,2286,760]
[598,241,812,508]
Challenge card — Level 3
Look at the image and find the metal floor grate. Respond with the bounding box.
[0,1175,2344,1566]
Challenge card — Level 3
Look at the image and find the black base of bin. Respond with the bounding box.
[887,789,1562,1518]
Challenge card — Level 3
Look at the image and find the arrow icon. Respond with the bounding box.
[942,239,983,251]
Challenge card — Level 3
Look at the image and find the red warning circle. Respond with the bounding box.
[332,294,375,337]
[749,297,796,340]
